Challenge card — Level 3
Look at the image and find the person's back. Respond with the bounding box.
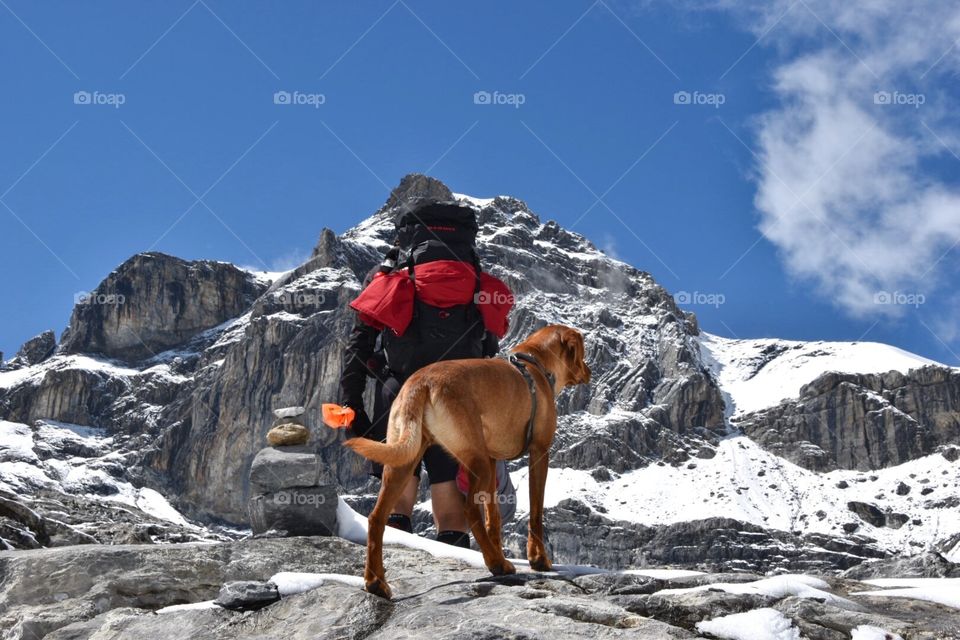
[339,199,513,546]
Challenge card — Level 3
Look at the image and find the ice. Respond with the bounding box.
[696,608,800,640]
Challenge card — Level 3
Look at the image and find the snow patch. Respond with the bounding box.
[853,578,960,610]
[696,607,799,640]
[270,571,366,596]
[700,333,941,416]
[850,627,904,640]
[156,600,218,614]
[661,574,854,608]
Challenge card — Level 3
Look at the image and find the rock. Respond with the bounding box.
[249,447,322,493]
[213,580,280,611]
[841,552,960,579]
[895,481,911,496]
[273,406,306,419]
[247,447,337,537]
[885,512,909,529]
[4,531,956,639]
[773,596,912,640]
[266,423,310,447]
[9,330,57,367]
[847,501,886,528]
[60,252,267,361]
[248,487,338,537]
[612,590,776,629]
[738,366,960,471]
[943,446,960,462]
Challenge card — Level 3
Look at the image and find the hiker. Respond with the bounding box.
[339,199,515,548]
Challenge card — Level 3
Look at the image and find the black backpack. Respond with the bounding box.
[380,201,485,378]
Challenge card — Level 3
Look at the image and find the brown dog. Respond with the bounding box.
[344,324,590,599]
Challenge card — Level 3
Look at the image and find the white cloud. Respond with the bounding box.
[693,1,960,317]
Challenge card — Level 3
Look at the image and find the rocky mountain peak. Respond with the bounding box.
[380,172,453,211]
[1,175,957,586]
[59,252,268,362]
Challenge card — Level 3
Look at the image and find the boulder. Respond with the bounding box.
[249,447,322,494]
[266,423,310,447]
[247,447,337,537]
[213,580,280,611]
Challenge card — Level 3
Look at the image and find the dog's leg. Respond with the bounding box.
[483,457,504,554]
[365,452,424,599]
[462,454,515,576]
[527,446,552,572]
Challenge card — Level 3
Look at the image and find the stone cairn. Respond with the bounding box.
[247,407,338,537]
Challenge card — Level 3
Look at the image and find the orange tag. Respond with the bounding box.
[322,403,355,429]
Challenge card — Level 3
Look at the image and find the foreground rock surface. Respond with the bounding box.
[1,537,957,640]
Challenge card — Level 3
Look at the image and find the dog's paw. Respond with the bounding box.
[365,578,393,600]
[529,556,552,572]
[489,558,516,576]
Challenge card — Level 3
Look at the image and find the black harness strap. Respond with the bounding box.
[506,351,556,460]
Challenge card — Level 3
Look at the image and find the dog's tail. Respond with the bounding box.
[343,382,426,468]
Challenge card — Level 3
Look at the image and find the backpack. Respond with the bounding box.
[379,201,486,378]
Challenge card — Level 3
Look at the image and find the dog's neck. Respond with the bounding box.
[510,344,566,396]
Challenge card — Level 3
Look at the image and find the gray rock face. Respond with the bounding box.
[737,366,960,471]
[2,536,953,640]
[60,252,267,361]
[841,552,960,580]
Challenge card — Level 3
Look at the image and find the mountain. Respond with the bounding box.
[1,174,958,576]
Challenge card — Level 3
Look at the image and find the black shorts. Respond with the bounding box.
[366,375,459,485]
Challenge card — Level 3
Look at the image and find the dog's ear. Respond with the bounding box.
[556,327,589,385]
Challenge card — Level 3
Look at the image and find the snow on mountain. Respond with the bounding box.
[700,333,944,417]
[1,175,957,574]
[510,433,959,556]
[0,419,194,531]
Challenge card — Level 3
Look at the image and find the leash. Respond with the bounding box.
[506,351,556,460]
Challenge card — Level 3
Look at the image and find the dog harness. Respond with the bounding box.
[507,352,557,460]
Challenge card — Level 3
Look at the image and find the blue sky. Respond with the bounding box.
[2,1,959,364]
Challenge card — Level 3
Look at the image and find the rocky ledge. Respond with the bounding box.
[1,537,957,639]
